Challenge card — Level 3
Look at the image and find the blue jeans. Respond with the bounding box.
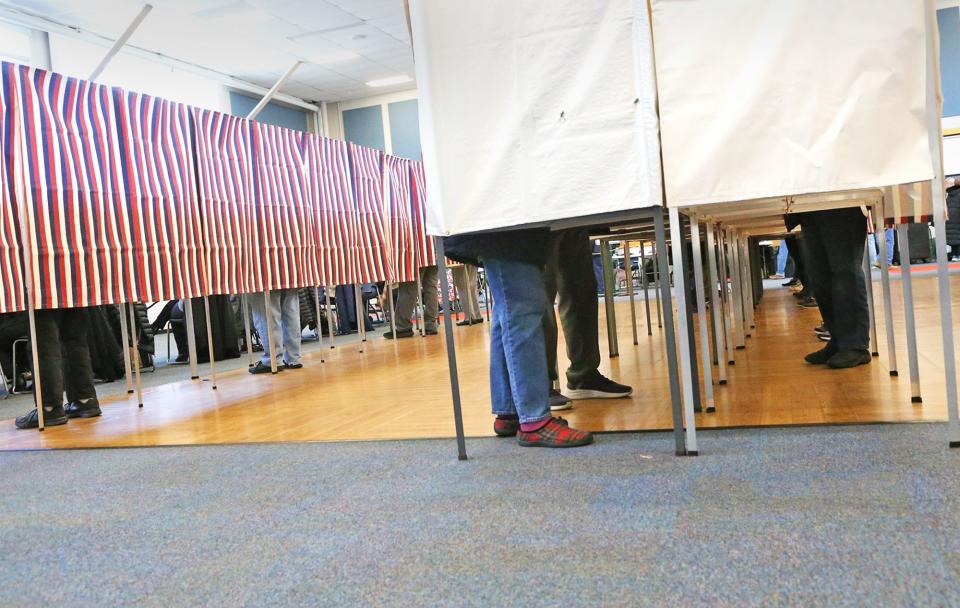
[482,257,550,425]
[250,288,302,366]
[869,229,895,266]
[776,242,789,275]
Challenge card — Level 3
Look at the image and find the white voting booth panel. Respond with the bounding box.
[651,0,937,208]
[409,0,662,236]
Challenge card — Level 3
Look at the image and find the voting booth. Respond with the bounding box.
[412,0,958,456]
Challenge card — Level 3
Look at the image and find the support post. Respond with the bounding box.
[706,223,728,385]
[668,208,699,454]
[625,241,639,345]
[314,287,325,363]
[27,306,44,431]
[874,207,898,376]
[641,243,652,336]
[897,224,922,403]
[202,296,217,389]
[863,238,880,357]
[728,230,746,349]
[88,4,154,82]
[184,298,199,379]
[388,282,398,338]
[355,284,365,352]
[689,216,715,411]
[601,239,619,357]
[128,303,144,406]
[656,211,688,456]
[653,238,663,328]
[119,302,134,393]
[434,238,468,460]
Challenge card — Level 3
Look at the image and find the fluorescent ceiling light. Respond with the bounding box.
[365,75,412,88]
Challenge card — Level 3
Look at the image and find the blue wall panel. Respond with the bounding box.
[230,91,309,132]
[388,99,422,160]
[342,105,386,151]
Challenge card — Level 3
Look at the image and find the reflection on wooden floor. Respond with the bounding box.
[1,274,958,450]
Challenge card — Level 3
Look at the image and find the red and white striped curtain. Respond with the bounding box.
[8,63,128,310]
[410,161,437,268]
[192,108,258,295]
[115,91,205,302]
[251,122,319,290]
[383,155,417,283]
[348,142,389,283]
[0,63,25,313]
[305,135,357,287]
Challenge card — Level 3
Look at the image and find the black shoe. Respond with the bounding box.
[248,361,281,374]
[384,329,414,340]
[805,345,837,365]
[793,289,810,299]
[827,349,872,369]
[783,278,800,287]
[425,328,438,336]
[566,372,633,399]
[549,389,573,411]
[65,399,101,419]
[798,296,818,308]
[814,324,828,335]
[456,319,472,327]
[817,332,831,342]
[15,406,68,429]
[282,362,303,370]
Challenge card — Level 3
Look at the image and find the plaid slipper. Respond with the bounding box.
[517,417,593,448]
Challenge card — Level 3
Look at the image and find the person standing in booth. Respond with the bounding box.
[248,289,302,374]
[445,229,594,448]
[15,308,100,429]
[542,229,633,411]
[799,208,871,369]
[384,265,440,339]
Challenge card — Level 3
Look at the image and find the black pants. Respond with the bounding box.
[542,229,602,385]
[784,234,810,287]
[34,308,96,410]
[800,209,869,351]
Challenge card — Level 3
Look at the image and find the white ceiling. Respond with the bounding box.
[0,0,416,102]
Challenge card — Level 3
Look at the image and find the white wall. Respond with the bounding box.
[49,33,231,112]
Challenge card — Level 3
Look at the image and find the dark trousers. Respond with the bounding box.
[800,209,869,351]
[543,229,602,385]
[785,234,810,286]
[34,308,96,410]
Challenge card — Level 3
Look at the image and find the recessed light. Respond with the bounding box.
[365,75,412,88]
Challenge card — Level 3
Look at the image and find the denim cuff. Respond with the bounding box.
[518,413,550,425]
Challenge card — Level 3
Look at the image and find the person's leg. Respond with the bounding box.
[542,233,561,385]
[800,216,837,362]
[248,293,277,371]
[280,289,302,367]
[488,288,517,432]
[16,309,68,428]
[483,255,593,447]
[555,230,602,386]
[775,241,789,275]
[818,209,869,354]
[885,228,895,266]
[391,280,417,334]
[452,265,470,319]
[62,308,101,418]
[464,264,482,320]
[868,233,879,264]
[420,265,440,332]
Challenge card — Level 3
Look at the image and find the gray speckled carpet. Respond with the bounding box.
[2,423,960,606]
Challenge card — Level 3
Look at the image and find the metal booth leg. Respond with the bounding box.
[862,239,880,357]
[896,224,922,404]
[434,238,467,460]
[874,207,898,377]
[119,303,133,394]
[706,223,728,385]
[655,210,689,456]
[690,216,716,412]
[668,208,699,454]
[601,239,619,358]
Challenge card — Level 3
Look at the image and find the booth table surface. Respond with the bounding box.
[0,274,957,450]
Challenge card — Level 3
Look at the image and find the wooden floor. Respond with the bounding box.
[2,273,959,450]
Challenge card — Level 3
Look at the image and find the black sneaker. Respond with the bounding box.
[65,399,101,419]
[566,372,633,400]
[15,406,68,429]
[248,361,281,374]
[827,349,872,369]
[549,389,573,411]
[783,278,800,287]
[805,345,837,365]
[798,296,818,308]
[384,329,414,340]
[282,362,303,370]
[425,328,438,336]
